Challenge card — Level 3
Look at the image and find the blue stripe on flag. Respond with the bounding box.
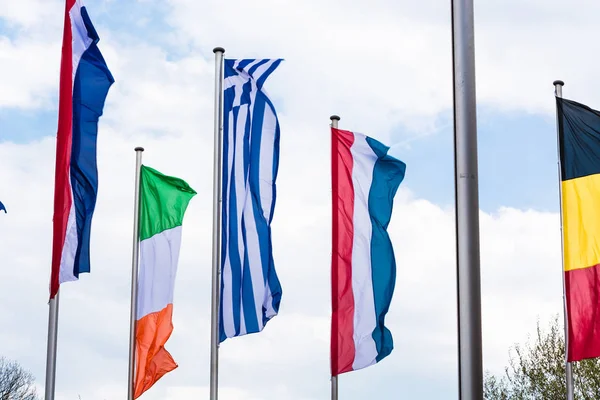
[0,201,6,213]
[256,60,282,89]
[266,96,281,224]
[220,84,233,342]
[236,59,255,72]
[365,136,406,363]
[70,6,114,277]
[248,59,269,77]
[241,221,260,333]
[228,105,242,336]
[220,59,283,342]
[248,92,282,313]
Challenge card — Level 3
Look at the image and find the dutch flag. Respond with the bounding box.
[50,0,114,299]
[330,127,406,375]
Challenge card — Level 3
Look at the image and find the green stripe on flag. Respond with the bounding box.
[139,165,197,241]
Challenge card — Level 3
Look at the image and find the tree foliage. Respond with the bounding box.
[0,357,39,400]
[485,315,600,399]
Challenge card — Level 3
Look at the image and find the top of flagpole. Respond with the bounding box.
[554,80,565,87]
[213,47,225,54]
[135,147,144,152]
[330,115,340,122]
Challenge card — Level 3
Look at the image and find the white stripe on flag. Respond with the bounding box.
[350,133,378,370]
[59,204,78,283]
[137,226,182,318]
[259,102,277,222]
[70,2,93,84]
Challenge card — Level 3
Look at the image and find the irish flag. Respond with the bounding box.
[134,166,196,398]
[330,127,406,376]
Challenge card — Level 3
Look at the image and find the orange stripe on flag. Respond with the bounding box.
[134,303,178,399]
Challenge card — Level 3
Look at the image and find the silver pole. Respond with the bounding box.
[552,80,574,400]
[44,292,60,400]
[210,46,225,400]
[451,0,483,399]
[331,376,338,400]
[329,114,340,400]
[127,147,144,400]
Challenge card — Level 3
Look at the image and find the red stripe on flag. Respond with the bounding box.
[50,0,76,299]
[331,127,356,376]
[565,263,600,362]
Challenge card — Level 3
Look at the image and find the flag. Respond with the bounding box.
[557,97,600,362]
[0,201,5,213]
[220,59,283,341]
[50,0,114,299]
[330,127,406,376]
[134,165,196,398]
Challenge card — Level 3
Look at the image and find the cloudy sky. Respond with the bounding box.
[1,0,599,399]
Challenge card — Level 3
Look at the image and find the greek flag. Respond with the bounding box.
[220,59,283,341]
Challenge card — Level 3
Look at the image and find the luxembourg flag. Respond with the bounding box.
[50,0,114,299]
[330,127,406,376]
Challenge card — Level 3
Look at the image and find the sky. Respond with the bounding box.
[1,0,599,399]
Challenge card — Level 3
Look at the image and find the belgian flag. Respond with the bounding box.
[558,97,600,362]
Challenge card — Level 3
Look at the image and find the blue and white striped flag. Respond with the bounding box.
[220,59,283,341]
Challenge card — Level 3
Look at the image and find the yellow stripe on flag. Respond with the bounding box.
[562,173,600,271]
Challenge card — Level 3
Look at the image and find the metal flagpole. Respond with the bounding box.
[127,147,144,400]
[330,114,340,400]
[451,0,484,399]
[44,292,60,400]
[210,46,225,400]
[552,80,575,400]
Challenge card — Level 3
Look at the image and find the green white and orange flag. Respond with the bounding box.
[134,165,196,398]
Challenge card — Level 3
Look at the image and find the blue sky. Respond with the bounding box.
[394,108,561,212]
[1,103,562,213]
[1,0,599,399]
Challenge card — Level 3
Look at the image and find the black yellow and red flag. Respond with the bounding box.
[558,97,600,362]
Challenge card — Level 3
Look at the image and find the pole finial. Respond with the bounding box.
[213,47,225,54]
[330,115,340,122]
[553,80,565,87]
[134,147,145,152]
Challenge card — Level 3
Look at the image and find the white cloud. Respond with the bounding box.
[0,0,62,29]
[0,36,60,109]
[4,0,600,126]
[164,0,600,135]
[0,0,63,110]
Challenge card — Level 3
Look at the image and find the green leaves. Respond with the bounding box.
[485,316,600,399]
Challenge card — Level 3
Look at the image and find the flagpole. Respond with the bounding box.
[330,114,340,400]
[44,292,60,400]
[210,46,225,400]
[451,0,484,398]
[552,80,575,400]
[127,147,144,400]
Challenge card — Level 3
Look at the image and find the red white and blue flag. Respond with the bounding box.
[50,0,114,299]
[330,127,406,376]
